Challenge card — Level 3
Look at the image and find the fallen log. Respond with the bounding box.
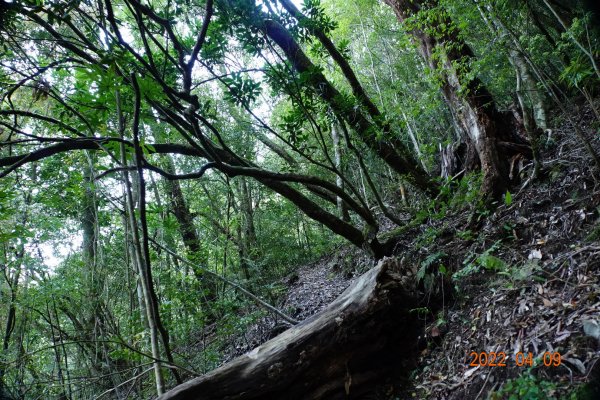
[160,258,435,400]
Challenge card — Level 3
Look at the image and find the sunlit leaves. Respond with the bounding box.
[222,72,262,106]
[504,190,512,206]
[279,107,306,146]
[137,75,166,100]
[200,20,228,64]
[0,184,20,242]
[301,0,338,35]
[197,98,217,121]
[264,62,294,94]
[217,0,266,54]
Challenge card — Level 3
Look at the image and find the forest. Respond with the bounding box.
[0,0,599,398]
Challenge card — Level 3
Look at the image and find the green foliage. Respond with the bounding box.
[415,174,485,227]
[457,229,474,240]
[409,307,430,316]
[556,14,599,88]
[222,73,262,106]
[1,0,598,396]
[496,260,543,287]
[277,105,310,146]
[417,251,448,292]
[0,184,20,241]
[504,190,512,206]
[264,62,294,94]
[560,56,595,89]
[200,21,228,64]
[454,240,506,280]
[296,0,338,41]
[488,373,568,400]
[404,5,457,40]
[416,226,443,246]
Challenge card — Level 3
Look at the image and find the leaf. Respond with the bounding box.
[140,141,156,156]
[421,251,446,269]
[504,190,512,206]
[541,297,553,307]
[528,249,542,260]
[478,254,505,271]
[223,72,262,106]
[583,319,600,339]
[416,263,427,282]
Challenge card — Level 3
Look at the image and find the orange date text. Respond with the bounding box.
[468,352,561,367]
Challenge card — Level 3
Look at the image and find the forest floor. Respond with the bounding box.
[212,101,600,399]
[391,103,600,399]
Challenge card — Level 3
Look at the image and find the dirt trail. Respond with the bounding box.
[214,103,600,398]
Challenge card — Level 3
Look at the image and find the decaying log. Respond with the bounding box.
[160,258,436,400]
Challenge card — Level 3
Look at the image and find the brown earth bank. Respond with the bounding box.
[394,102,600,400]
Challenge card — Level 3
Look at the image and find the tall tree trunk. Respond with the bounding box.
[130,79,182,387]
[510,49,548,129]
[46,300,69,400]
[237,176,258,281]
[82,157,98,269]
[82,157,114,382]
[0,192,30,399]
[117,87,184,394]
[330,123,350,222]
[401,111,429,173]
[0,249,22,399]
[163,156,217,305]
[120,130,166,398]
[383,0,522,198]
[478,4,549,132]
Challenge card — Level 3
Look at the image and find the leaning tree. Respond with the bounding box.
[0,0,434,258]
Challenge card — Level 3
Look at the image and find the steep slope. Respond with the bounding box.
[170,102,600,399]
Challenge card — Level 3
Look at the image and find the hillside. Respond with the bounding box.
[167,102,600,399]
[1,0,599,398]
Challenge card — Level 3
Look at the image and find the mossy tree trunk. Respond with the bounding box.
[383,0,526,198]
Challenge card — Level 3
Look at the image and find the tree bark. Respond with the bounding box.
[0,194,31,399]
[330,123,350,222]
[383,0,523,198]
[82,158,98,268]
[477,4,548,133]
[119,109,166,397]
[0,249,22,399]
[163,156,218,304]
[237,176,258,280]
[159,258,433,400]
[475,3,548,178]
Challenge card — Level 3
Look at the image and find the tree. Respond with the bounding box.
[260,0,439,196]
[0,0,598,397]
[163,155,218,305]
[0,0,410,257]
[383,0,528,198]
